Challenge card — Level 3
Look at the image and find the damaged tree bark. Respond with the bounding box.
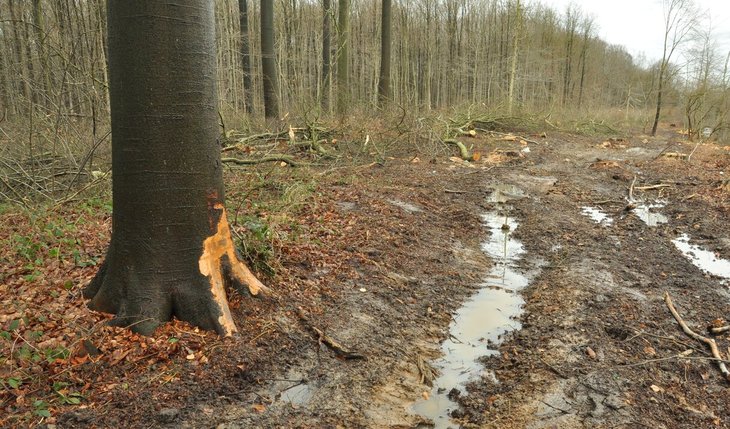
[85,0,267,336]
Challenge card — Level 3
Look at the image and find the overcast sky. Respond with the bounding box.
[537,0,730,65]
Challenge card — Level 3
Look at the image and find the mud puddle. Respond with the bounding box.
[672,234,730,283]
[412,195,531,428]
[633,201,668,226]
[581,206,613,226]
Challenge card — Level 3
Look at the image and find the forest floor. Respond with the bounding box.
[1,124,730,428]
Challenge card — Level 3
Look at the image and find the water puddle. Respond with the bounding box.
[412,207,530,428]
[672,234,730,283]
[581,206,613,226]
[633,201,668,227]
[487,184,526,203]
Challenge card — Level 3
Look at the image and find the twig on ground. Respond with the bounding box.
[487,130,541,145]
[664,292,730,381]
[634,184,672,191]
[687,141,701,162]
[222,155,299,167]
[628,176,637,202]
[652,141,674,160]
[295,307,366,360]
[591,199,624,205]
[709,325,730,335]
[416,354,435,386]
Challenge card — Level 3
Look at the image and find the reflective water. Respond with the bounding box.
[581,206,613,226]
[633,201,668,227]
[672,234,730,283]
[411,210,528,428]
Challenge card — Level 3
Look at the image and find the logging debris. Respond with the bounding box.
[664,292,730,382]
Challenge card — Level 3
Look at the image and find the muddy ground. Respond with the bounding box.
[41,127,729,428]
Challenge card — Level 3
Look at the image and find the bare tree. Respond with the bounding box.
[651,0,698,136]
[238,0,254,114]
[261,0,279,119]
[378,0,392,105]
[322,0,333,110]
[336,0,350,114]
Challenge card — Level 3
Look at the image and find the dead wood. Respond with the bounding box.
[444,139,472,161]
[222,155,299,167]
[487,130,541,145]
[709,325,730,335]
[221,131,290,152]
[296,307,366,360]
[663,292,730,381]
[416,354,435,386]
[634,184,672,191]
[628,175,637,201]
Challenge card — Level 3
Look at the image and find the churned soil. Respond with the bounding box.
[2,126,728,428]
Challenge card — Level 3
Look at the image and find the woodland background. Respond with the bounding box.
[0,0,728,203]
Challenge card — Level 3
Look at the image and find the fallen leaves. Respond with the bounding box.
[0,206,222,427]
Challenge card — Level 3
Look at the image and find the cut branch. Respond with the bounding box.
[634,184,672,191]
[222,155,299,167]
[664,292,730,381]
[444,139,473,161]
[296,307,366,360]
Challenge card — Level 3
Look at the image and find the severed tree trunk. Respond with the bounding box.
[261,0,279,119]
[377,0,392,105]
[238,0,254,115]
[85,0,267,336]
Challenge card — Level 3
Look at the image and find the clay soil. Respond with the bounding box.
[2,126,729,428]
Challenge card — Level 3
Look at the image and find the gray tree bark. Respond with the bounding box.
[378,0,392,105]
[336,0,350,114]
[238,0,254,115]
[261,0,279,119]
[322,0,332,111]
[85,0,265,336]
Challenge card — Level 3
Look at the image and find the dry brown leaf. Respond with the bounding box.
[585,347,597,359]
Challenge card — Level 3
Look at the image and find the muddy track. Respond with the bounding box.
[207,133,727,429]
[73,131,728,429]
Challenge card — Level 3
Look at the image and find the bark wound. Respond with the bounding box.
[199,203,267,336]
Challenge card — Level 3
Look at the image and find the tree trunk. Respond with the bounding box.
[322,0,332,111]
[85,0,266,336]
[261,0,279,119]
[377,0,392,105]
[651,65,665,136]
[336,0,350,114]
[8,0,30,111]
[238,0,254,115]
[507,0,521,114]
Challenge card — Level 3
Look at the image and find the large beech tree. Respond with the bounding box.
[84,0,267,336]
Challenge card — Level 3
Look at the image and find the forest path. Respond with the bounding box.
[44,128,728,429]
[196,129,729,429]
